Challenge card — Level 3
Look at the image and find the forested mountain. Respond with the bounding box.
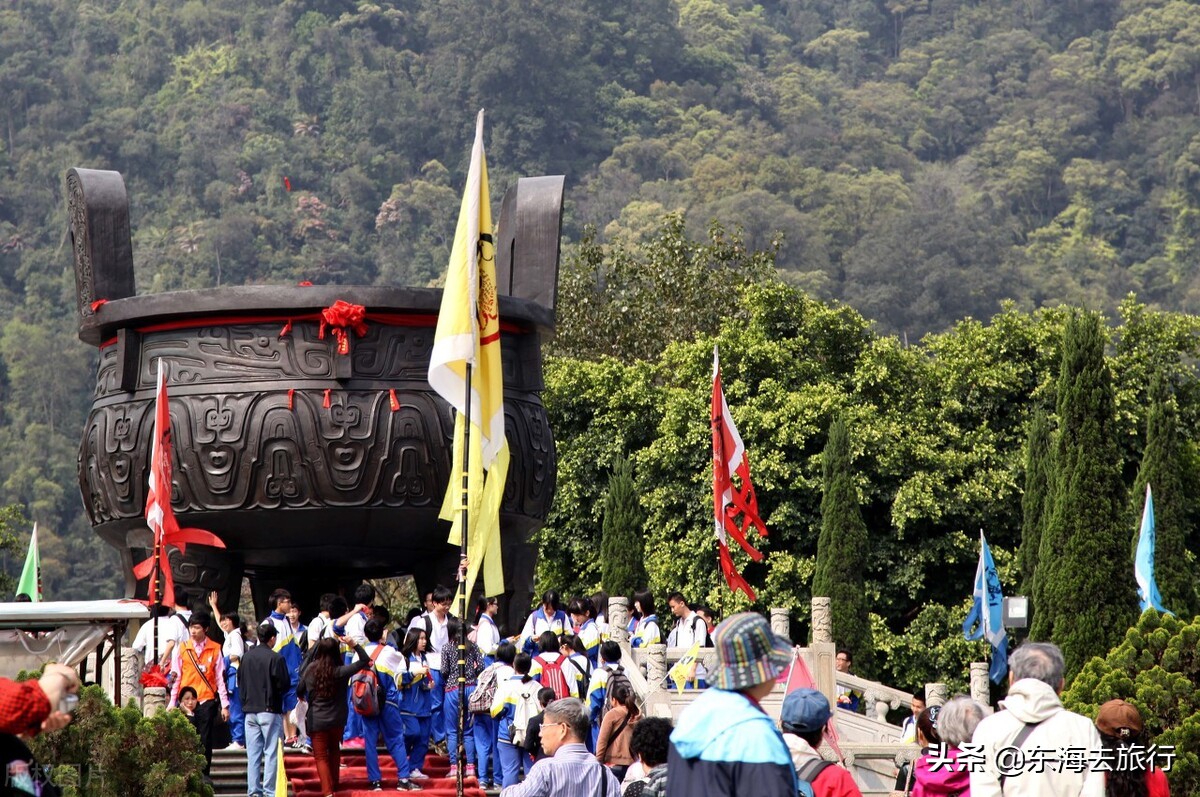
[2,0,1200,600]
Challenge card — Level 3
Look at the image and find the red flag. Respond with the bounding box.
[779,650,844,758]
[134,362,225,605]
[711,346,767,600]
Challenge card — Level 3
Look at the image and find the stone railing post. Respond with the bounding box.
[608,597,630,655]
[645,644,668,693]
[120,645,140,708]
[970,662,992,714]
[811,597,832,644]
[770,608,790,642]
[143,686,168,717]
[925,682,948,708]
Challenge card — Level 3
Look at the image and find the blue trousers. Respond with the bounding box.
[363,704,410,781]
[244,711,282,797]
[472,713,497,784]
[444,687,475,767]
[402,714,432,773]
[429,669,445,742]
[226,666,245,744]
[497,739,532,787]
[344,691,364,741]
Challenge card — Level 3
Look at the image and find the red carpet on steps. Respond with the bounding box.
[284,751,489,797]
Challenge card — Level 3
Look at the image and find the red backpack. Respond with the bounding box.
[534,654,571,700]
[350,645,386,717]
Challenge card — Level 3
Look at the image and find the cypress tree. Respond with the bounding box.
[601,456,647,596]
[1018,408,1052,598]
[1131,377,1199,618]
[1030,312,1137,677]
[813,414,873,669]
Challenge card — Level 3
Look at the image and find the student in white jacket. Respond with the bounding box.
[968,642,1105,797]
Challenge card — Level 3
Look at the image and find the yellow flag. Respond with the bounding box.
[274,738,288,795]
[428,110,508,600]
[669,640,702,694]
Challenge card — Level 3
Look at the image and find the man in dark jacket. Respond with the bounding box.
[241,622,291,797]
[666,613,799,797]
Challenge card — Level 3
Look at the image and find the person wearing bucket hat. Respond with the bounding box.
[1094,700,1170,797]
[666,613,801,797]
[780,688,863,797]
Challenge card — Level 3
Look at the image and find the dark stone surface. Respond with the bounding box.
[70,170,562,627]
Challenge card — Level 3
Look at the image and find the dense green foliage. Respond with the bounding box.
[27,685,211,797]
[1017,409,1051,598]
[1064,610,1200,797]
[1131,378,1200,618]
[601,456,648,598]
[1031,312,1136,677]
[812,415,872,669]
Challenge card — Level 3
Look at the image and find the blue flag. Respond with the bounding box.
[963,531,1008,683]
[1134,484,1171,615]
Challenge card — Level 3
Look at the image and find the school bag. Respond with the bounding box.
[469,661,503,714]
[508,681,542,747]
[350,645,386,717]
[602,663,633,710]
[534,653,571,700]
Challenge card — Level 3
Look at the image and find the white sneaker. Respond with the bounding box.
[223,742,244,750]
[409,769,429,780]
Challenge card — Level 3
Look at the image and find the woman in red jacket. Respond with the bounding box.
[1095,700,1169,797]
[0,664,80,737]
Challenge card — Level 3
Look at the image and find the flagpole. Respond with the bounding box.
[456,363,471,797]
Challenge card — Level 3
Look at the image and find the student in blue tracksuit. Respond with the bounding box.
[586,641,625,751]
[473,640,515,789]
[361,619,420,791]
[630,589,661,649]
[398,627,434,780]
[667,613,800,797]
[262,588,305,750]
[490,652,536,787]
[567,596,601,667]
[516,590,569,658]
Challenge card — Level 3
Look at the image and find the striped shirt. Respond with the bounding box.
[500,743,622,797]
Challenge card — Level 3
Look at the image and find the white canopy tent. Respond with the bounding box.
[0,600,148,705]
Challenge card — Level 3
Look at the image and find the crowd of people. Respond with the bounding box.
[121,584,1171,797]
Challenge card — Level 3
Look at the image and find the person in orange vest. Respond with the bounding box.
[168,610,230,777]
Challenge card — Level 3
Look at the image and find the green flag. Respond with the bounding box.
[17,523,40,602]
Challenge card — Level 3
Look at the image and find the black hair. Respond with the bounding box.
[567,596,594,619]
[447,617,463,640]
[223,612,249,637]
[590,591,609,620]
[269,589,291,608]
[632,589,655,617]
[514,652,533,679]
[475,596,497,622]
[537,630,559,653]
[496,640,517,666]
[540,590,561,611]
[401,627,426,658]
[371,605,391,627]
[149,604,172,619]
[319,593,338,613]
[1099,729,1150,797]
[364,618,385,643]
[666,592,688,608]
[404,607,423,626]
[600,641,621,664]
[432,585,453,604]
[917,706,942,746]
[178,686,198,701]
[837,649,853,663]
[258,622,277,644]
[354,583,377,605]
[329,595,348,618]
[538,687,557,707]
[189,610,211,629]
[630,717,673,768]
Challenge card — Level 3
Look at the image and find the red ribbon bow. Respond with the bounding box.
[319,300,368,355]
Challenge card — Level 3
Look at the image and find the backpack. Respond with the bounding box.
[350,645,386,717]
[692,615,712,647]
[795,758,832,797]
[566,656,591,698]
[602,664,632,710]
[469,662,503,714]
[534,654,571,700]
[508,680,541,746]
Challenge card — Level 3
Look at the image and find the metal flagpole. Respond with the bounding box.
[456,362,472,797]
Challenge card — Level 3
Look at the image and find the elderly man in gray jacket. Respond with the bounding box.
[969,642,1104,797]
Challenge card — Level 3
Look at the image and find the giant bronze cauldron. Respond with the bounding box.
[69,167,562,624]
